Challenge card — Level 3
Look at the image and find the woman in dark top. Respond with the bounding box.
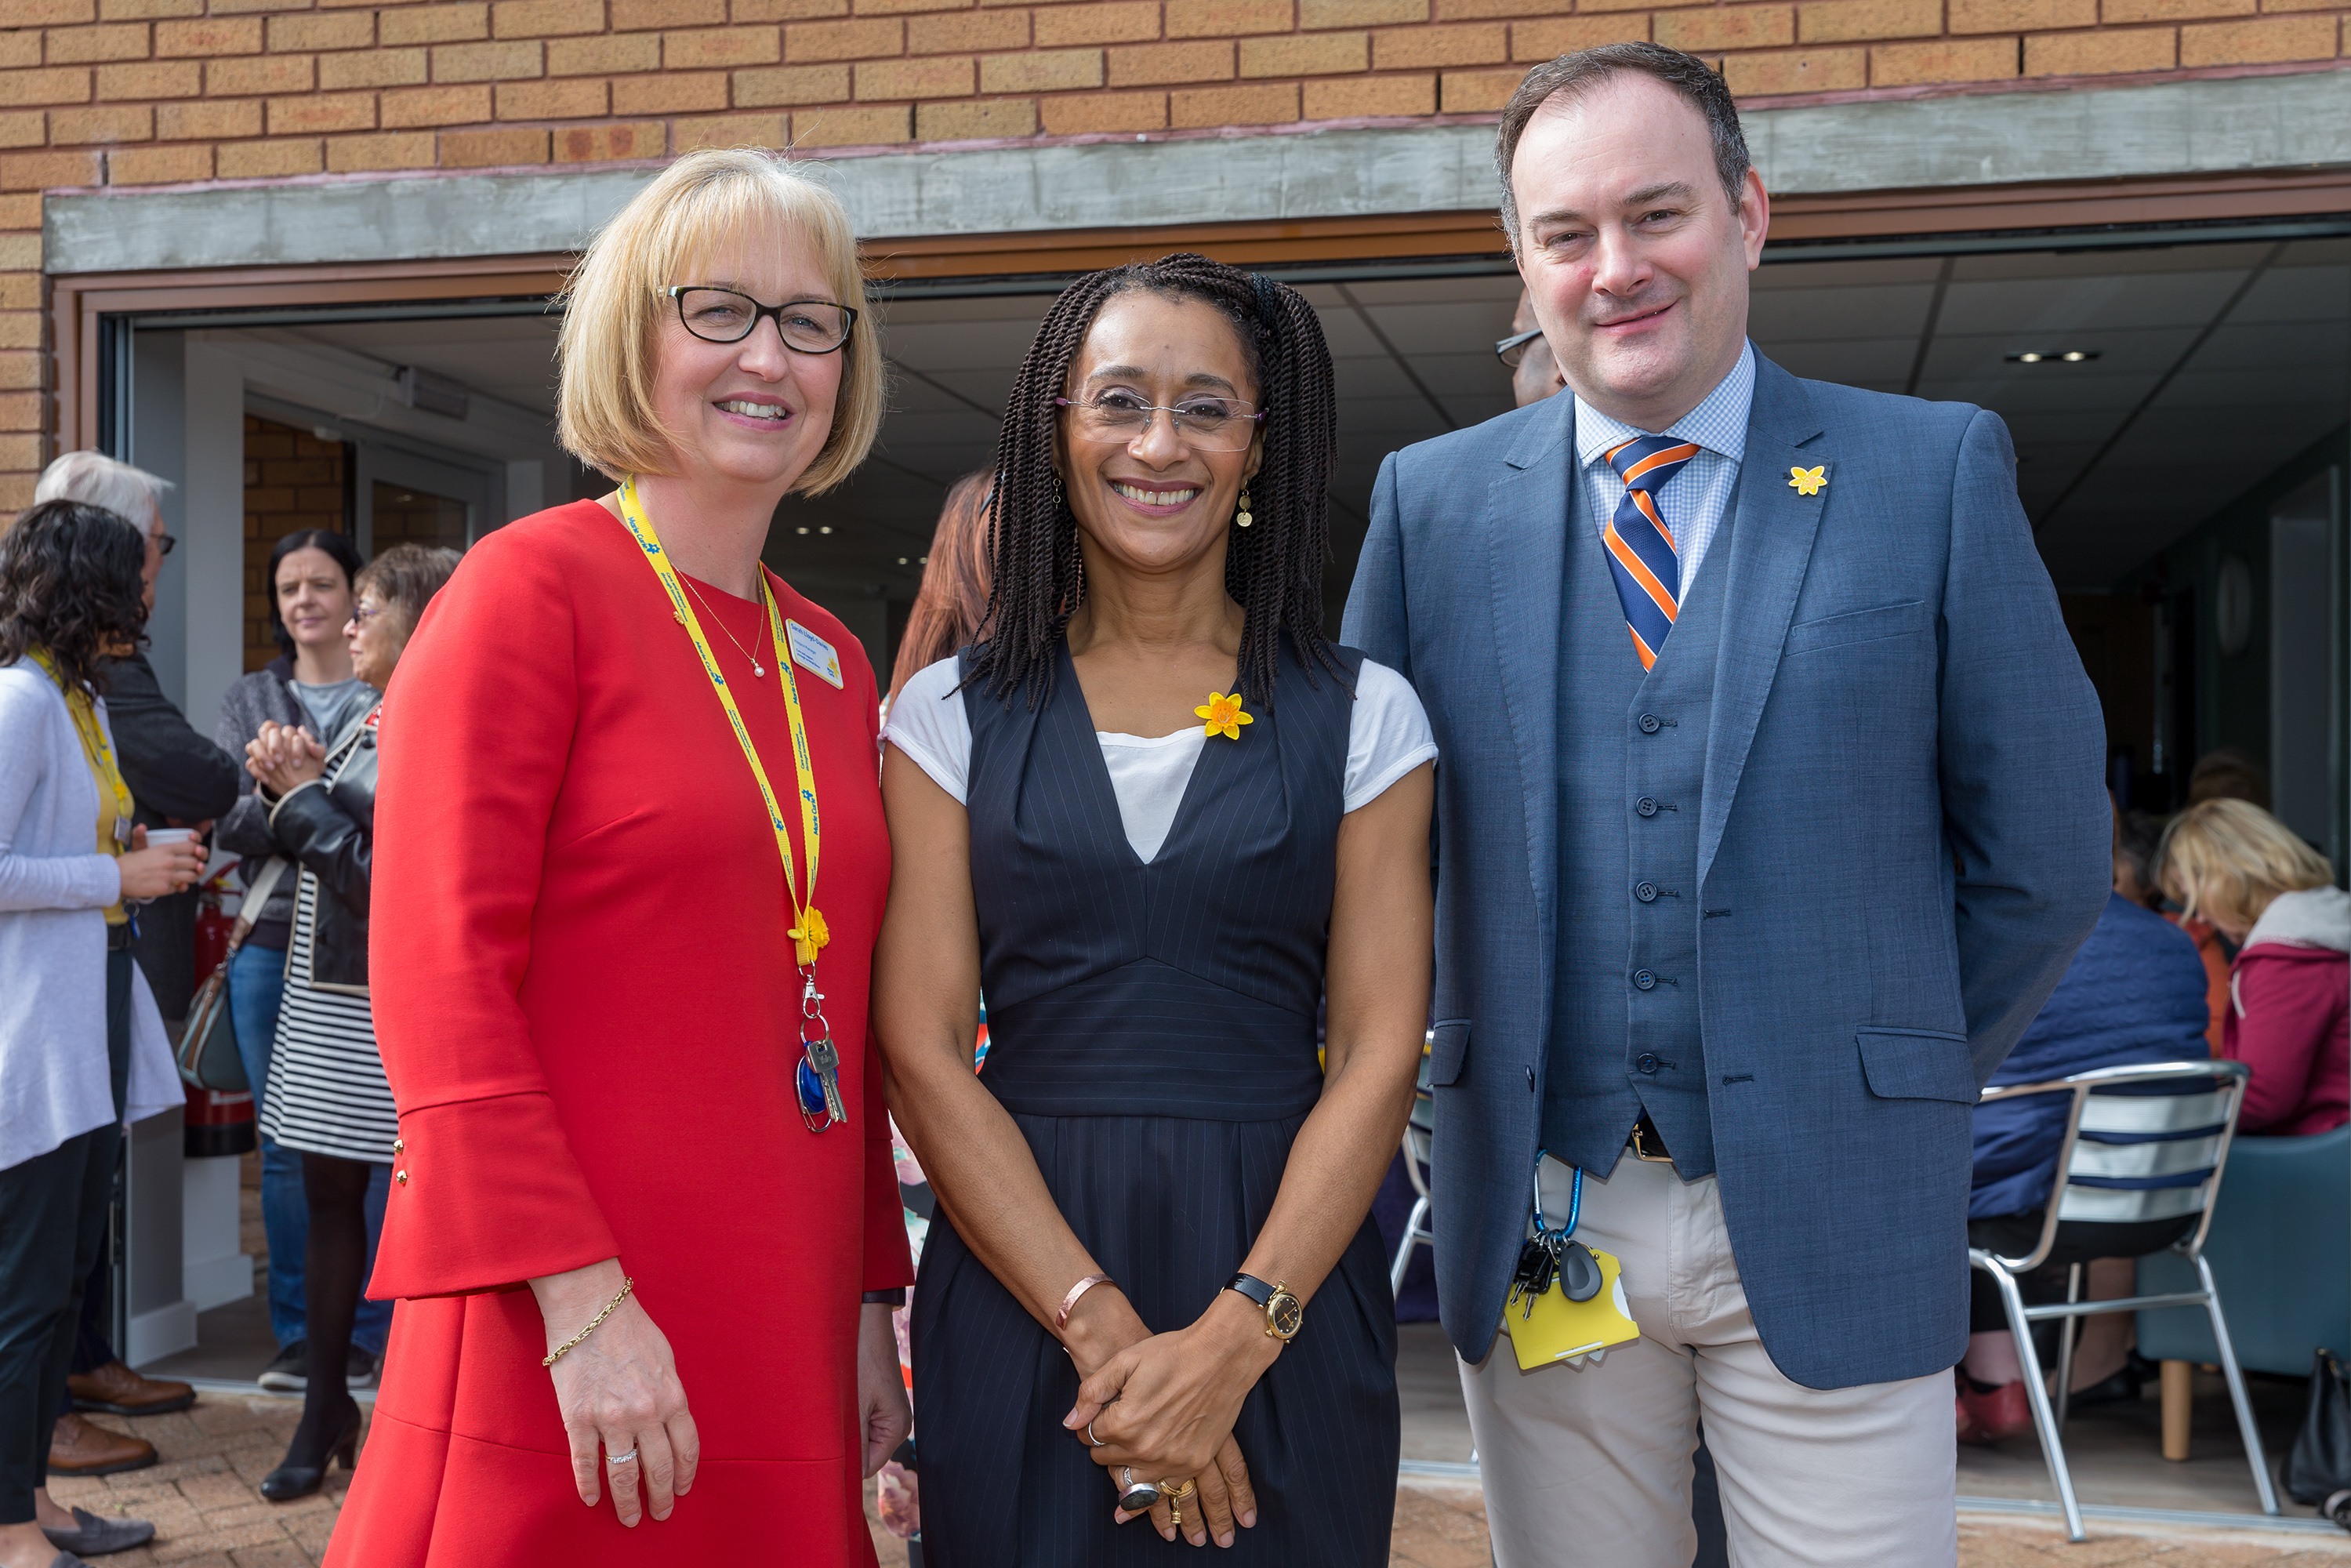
[875,256,1435,1565]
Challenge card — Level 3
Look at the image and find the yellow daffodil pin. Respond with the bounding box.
[1196,691,1252,741]
[789,906,830,966]
[1788,465,1827,497]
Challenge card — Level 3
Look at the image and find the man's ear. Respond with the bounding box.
[1740,167,1771,271]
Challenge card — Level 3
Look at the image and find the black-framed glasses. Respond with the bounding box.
[666,286,858,354]
[1053,392,1263,452]
[1495,327,1547,369]
[151,532,176,557]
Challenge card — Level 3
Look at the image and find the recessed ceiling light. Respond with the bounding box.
[818,525,832,534]
[918,556,929,564]
[2006,350,2100,365]
[898,557,909,564]
[795,525,809,534]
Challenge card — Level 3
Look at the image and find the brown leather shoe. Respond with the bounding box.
[68,1359,195,1416]
[47,1412,158,1476]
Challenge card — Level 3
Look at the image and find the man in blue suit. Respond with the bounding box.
[1343,43,2110,1565]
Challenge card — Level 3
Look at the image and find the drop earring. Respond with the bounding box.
[1235,489,1254,528]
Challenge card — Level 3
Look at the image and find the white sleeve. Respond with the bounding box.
[1344,658,1439,813]
[879,656,974,805]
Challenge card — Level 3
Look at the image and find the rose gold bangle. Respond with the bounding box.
[1055,1272,1115,1332]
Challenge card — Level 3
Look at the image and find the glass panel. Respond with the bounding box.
[372,481,469,554]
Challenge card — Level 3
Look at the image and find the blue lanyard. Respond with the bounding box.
[1529,1149,1581,1241]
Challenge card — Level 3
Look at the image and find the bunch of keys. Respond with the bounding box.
[795,973,847,1133]
[1508,1154,1602,1318]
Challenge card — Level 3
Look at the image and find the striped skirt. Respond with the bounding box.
[258,870,397,1165]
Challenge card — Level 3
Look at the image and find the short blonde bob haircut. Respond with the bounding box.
[556,147,881,495]
[2156,797,2334,932]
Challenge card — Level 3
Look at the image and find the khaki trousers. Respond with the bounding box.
[1459,1154,1957,1568]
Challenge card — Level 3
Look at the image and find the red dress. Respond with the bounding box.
[330,501,912,1566]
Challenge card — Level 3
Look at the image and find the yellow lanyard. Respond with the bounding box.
[27,647,134,850]
[617,477,829,967]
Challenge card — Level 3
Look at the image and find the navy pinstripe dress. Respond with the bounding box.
[910,638,1400,1566]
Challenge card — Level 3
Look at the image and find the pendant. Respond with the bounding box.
[752,662,764,676]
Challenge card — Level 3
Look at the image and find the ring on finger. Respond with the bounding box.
[1085,1419,1107,1448]
[608,1448,639,1467]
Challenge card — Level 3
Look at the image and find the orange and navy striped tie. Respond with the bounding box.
[1601,434,1701,670]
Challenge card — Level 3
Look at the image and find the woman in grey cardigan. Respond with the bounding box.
[0,501,205,1567]
[212,527,386,1394]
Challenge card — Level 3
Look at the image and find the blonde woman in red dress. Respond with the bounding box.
[336,149,912,1566]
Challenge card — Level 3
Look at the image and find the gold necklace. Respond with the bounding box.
[678,572,767,677]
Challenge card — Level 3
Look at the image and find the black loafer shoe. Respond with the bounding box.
[2066,1363,2146,1411]
[42,1508,154,1556]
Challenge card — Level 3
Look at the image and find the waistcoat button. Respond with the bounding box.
[1636,1053,1660,1074]
[1636,797,1659,818]
[1633,969,1657,991]
[1638,713,1662,735]
[1635,881,1658,903]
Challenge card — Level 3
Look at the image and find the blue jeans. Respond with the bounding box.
[229,943,391,1356]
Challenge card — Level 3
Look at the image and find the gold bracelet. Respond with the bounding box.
[542,1276,634,1368]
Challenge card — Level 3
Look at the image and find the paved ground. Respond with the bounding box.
[45,1398,2351,1566]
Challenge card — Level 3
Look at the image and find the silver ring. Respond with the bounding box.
[1086,1420,1106,1448]
[608,1448,638,1466]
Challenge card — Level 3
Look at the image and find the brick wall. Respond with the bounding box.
[243,413,348,671]
[4,0,2348,509]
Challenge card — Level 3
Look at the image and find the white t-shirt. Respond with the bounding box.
[883,654,1438,864]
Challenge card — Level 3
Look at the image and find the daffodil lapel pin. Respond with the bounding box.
[1196,691,1252,741]
[1788,464,1827,497]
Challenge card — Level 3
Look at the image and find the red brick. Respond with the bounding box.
[492,76,600,115]
[105,142,208,181]
[1514,13,1649,53]
[0,193,41,224]
[554,119,663,158]
[547,33,658,70]
[156,96,259,136]
[433,38,544,78]
[491,0,604,37]
[1438,64,1518,107]
[1107,36,1231,78]
[51,103,150,140]
[909,9,1028,51]
[381,4,490,43]
[267,10,373,48]
[611,69,729,110]
[617,0,720,21]
[93,59,198,95]
[674,109,789,147]
[0,67,92,105]
[1950,0,2089,29]
[205,53,310,92]
[915,93,1036,134]
[2023,23,2173,67]
[47,24,151,63]
[978,43,1103,85]
[1654,4,1793,49]
[1169,77,1294,120]
[666,24,782,64]
[326,129,436,169]
[1373,20,1504,64]
[439,123,548,162]
[2104,0,2249,17]
[265,89,376,132]
[785,14,902,54]
[321,46,430,88]
[1238,30,1363,71]
[1303,0,1420,23]
[1037,0,1161,43]
[383,80,495,122]
[733,61,851,100]
[734,0,849,16]
[856,53,974,91]
[216,136,321,175]
[1870,32,2019,80]
[1036,84,1163,128]
[1725,42,1864,87]
[1797,0,1938,38]
[2180,11,2334,59]
[157,16,263,53]
[0,110,45,146]
[789,101,909,140]
[1301,70,1430,114]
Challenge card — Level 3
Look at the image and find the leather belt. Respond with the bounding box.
[105,921,134,952]
[1628,1111,1673,1163]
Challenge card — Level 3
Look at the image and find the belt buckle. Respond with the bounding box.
[1629,1116,1674,1163]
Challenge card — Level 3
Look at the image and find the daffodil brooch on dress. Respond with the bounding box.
[1197,691,1252,741]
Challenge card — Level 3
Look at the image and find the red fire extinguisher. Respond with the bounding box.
[186,868,257,1159]
[193,870,235,989]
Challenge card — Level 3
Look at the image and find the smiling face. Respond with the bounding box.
[648,229,844,494]
[276,546,354,655]
[1055,290,1263,584]
[1510,72,1767,430]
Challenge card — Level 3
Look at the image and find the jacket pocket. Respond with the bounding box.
[1428,1018,1471,1087]
[1856,1025,1978,1102]
[1783,599,1933,658]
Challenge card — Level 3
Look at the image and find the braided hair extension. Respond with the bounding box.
[968,253,1343,710]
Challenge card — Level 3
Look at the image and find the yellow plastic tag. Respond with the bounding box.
[1507,1247,1641,1371]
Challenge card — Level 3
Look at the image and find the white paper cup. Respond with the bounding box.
[144,828,198,847]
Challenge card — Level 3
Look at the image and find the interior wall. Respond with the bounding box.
[128,328,187,710]
[243,416,351,673]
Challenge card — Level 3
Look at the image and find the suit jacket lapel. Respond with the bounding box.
[1486,392,1576,964]
[1699,354,1827,886]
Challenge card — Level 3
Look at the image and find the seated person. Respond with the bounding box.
[2157,798,2349,1137]
[1959,888,2215,1441]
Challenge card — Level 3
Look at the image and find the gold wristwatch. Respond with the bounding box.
[1224,1272,1303,1341]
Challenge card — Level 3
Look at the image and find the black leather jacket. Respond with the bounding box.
[267,708,377,993]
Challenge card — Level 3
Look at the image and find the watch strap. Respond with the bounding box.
[1224,1272,1276,1308]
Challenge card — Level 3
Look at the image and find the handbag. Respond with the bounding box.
[2287,1347,2351,1526]
[176,857,285,1092]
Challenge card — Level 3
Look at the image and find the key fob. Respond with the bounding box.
[1559,1240,1602,1303]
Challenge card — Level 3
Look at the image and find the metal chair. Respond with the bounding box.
[1971,1058,2278,1541]
[1390,1038,1437,1296]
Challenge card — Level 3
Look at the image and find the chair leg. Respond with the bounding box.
[2055,1262,2081,1430]
[1391,1195,1429,1296]
[2161,1360,2192,1461]
[1986,1260,2085,1542]
[2193,1253,2282,1516]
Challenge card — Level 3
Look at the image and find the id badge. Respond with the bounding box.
[1507,1247,1640,1371]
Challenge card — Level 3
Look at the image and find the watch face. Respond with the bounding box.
[1269,1292,1304,1339]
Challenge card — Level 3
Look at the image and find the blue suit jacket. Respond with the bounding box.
[1341,352,2111,1389]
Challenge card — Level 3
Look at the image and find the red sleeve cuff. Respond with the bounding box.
[368,1093,620,1300]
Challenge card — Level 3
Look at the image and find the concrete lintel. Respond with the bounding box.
[45,68,2351,276]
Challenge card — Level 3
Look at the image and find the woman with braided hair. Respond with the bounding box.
[876,255,1435,1564]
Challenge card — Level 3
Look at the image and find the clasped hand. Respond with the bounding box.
[245,720,325,797]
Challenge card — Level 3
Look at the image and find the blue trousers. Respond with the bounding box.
[229,943,390,1356]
